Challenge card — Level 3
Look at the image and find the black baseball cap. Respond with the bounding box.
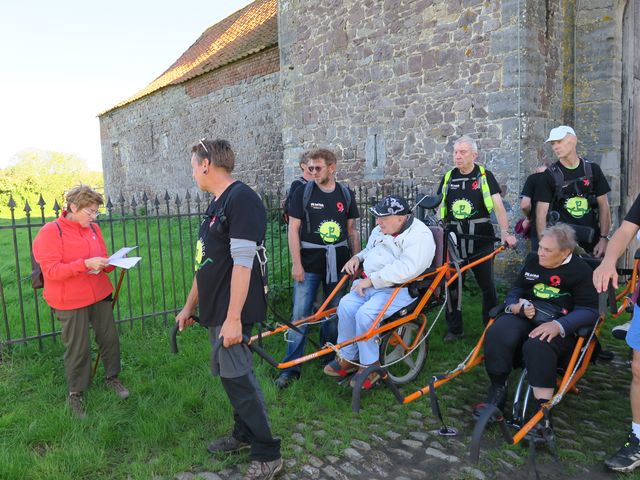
[370,195,410,217]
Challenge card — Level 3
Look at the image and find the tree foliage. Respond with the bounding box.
[0,149,104,216]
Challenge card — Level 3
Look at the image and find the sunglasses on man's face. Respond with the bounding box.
[307,165,326,172]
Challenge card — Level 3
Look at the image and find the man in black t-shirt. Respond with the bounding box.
[594,193,640,472]
[437,135,516,342]
[176,139,282,479]
[519,164,547,251]
[535,125,612,256]
[275,148,361,389]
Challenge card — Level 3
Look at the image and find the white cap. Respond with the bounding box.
[545,125,576,143]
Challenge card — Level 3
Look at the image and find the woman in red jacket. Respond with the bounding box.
[33,185,129,419]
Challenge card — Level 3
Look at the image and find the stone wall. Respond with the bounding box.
[99,47,282,202]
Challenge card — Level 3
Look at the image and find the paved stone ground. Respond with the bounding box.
[172,350,633,480]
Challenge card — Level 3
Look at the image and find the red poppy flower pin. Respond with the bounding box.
[336,202,344,212]
[582,179,590,186]
[471,180,479,190]
[549,275,561,287]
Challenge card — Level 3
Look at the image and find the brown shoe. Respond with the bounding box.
[67,392,87,419]
[323,357,358,377]
[105,376,130,400]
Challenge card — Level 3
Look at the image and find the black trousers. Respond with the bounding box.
[213,324,281,462]
[484,314,578,388]
[445,255,497,335]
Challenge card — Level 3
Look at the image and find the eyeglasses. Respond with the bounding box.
[199,138,209,154]
[307,165,326,172]
[83,208,100,218]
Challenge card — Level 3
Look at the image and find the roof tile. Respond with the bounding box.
[104,0,277,113]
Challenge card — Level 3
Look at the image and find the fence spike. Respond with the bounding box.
[37,194,46,208]
[118,193,125,205]
[164,190,170,202]
[131,195,138,208]
[106,197,114,210]
[7,195,16,209]
[53,199,61,215]
[142,192,149,204]
[154,195,160,208]
[24,200,32,214]
[195,192,202,204]
[175,193,182,206]
[185,190,191,201]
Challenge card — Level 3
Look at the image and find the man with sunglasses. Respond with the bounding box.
[275,148,360,389]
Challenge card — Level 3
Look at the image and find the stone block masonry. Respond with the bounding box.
[100,47,282,202]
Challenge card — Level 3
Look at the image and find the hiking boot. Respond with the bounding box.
[443,331,463,343]
[244,457,283,480]
[67,392,87,420]
[612,321,631,340]
[605,431,640,472]
[207,435,250,454]
[274,373,299,389]
[105,376,130,399]
[473,383,506,420]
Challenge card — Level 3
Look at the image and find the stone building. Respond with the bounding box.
[100,0,639,229]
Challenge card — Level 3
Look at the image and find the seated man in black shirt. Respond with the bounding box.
[476,223,599,436]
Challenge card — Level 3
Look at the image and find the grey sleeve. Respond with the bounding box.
[230,238,258,268]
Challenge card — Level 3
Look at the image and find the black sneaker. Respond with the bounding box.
[473,383,506,420]
[605,432,640,472]
[612,321,631,340]
[443,331,463,343]
[207,435,250,454]
[274,373,299,389]
[524,417,555,445]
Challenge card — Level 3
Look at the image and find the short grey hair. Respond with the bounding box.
[454,135,478,153]
[541,223,577,251]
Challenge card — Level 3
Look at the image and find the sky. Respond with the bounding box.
[0,0,254,171]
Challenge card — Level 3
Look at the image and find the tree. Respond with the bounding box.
[0,149,104,217]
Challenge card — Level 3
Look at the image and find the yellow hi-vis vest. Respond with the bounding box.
[440,164,494,220]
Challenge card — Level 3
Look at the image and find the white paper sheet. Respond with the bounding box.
[109,256,142,269]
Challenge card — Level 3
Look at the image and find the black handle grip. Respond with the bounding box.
[608,281,617,315]
[170,323,179,354]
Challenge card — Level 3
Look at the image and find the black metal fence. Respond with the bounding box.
[0,183,419,349]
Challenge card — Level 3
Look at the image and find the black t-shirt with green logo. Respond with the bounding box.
[437,165,501,221]
[288,182,359,275]
[535,159,610,229]
[624,193,640,227]
[510,253,599,312]
[195,181,266,327]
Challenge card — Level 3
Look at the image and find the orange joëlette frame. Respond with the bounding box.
[612,257,639,318]
[250,245,506,371]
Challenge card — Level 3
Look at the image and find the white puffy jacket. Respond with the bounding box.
[356,216,436,289]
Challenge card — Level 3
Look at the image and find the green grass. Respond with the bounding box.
[0,214,292,345]
[1,279,636,479]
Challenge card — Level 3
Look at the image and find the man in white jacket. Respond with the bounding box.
[323,195,436,388]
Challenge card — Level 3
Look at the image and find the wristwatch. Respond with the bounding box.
[600,233,611,240]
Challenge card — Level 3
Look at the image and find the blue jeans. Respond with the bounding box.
[337,283,415,365]
[279,272,342,377]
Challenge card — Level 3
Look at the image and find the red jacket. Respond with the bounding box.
[33,212,114,310]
